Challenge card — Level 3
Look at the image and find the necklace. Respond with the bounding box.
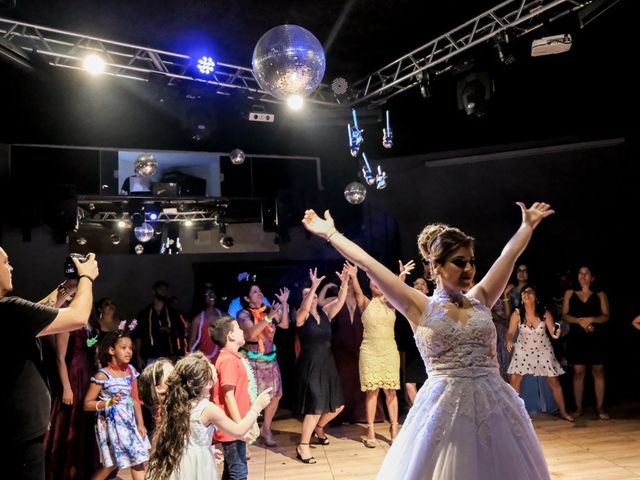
[432,288,465,308]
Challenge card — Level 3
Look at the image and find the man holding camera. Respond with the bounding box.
[0,247,99,480]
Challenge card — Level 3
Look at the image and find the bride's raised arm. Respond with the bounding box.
[302,209,427,324]
[470,202,554,308]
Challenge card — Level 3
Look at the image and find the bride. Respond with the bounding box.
[302,202,554,480]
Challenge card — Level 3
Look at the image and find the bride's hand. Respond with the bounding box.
[516,202,555,230]
[302,209,336,239]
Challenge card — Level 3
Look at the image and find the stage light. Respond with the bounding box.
[83,54,105,75]
[219,223,233,249]
[110,234,121,245]
[456,72,492,117]
[184,220,193,227]
[117,220,127,228]
[197,56,216,75]
[287,95,304,110]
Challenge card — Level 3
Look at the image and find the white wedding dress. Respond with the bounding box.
[377,290,551,480]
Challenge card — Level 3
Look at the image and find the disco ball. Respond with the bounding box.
[134,244,144,255]
[230,148,245,165]
[110,234,120,245]
[252,24,326,100]
[134,222,155,242]
[344,181,367,205]
[76,237,87,245]
[134,153,158,177]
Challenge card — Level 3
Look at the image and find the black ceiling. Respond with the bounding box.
[0,1,637,155]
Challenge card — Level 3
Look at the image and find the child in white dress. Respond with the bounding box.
[146,352,272,480]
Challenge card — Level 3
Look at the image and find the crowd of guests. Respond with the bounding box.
[17,250,627,480]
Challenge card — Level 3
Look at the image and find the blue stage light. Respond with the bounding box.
[197,56,216,75]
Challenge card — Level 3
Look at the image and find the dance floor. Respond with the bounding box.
[118,406,640,480]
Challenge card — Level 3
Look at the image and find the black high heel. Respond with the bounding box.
[313,424,330,445]
[296,443,317,464]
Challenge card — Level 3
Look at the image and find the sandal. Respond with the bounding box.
[313,424,330,445]
[559,412,575,423]
[390,422,400,441]
[597,409,610,420]
[362,424,377,448]
[296,443,317,464]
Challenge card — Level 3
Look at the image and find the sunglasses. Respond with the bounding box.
[450,258,476,269]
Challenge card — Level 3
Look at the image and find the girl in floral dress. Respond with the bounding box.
[84,326,150,480]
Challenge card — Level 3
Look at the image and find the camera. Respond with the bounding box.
[64,253,88,279]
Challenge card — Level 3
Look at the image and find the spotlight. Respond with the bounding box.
[117,220,127,229]
[220,236,234,249]
[110,234,121,245]
[184,220,193,227]
[416,72,433,99]
[493,33,516,65]
[197,56,216,75]
[219,223,233,249]
[287,95,304,110]
[76,237,87,245]
[456,72,492,117]
[134,244,144,255]
[375,165,387,190]
[83,54,106,75]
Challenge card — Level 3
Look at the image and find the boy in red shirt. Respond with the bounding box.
[211,316,254,480]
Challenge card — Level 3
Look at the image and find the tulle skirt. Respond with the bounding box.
[377,367,550,480]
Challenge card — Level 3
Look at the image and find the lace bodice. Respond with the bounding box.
[414,290,499,375]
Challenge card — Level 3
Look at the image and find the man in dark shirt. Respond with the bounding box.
[0,247,99,480]
[134,280,185,367]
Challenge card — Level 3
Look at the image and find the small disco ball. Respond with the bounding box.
[110,234,120,245]
[344,181,367,205]
[134,153,158,177]
[134,244,144,255]
[252,24,326,100]
[230,148,245,165]
[76,237,87,246]
[134,222,155,242]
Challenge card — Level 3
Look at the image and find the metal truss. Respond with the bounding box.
[0,17,338,107]
[349,0,593,107]
[76,195,269,225]
[81,209,221,224]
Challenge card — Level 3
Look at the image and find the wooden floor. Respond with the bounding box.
[119,406,640,480]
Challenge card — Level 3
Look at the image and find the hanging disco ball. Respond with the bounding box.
[134,153,158,177]
[252,24,326,100]
[134,222,155,242]
[344,181,367,205]
[230,148,245,165]
[134,244,144,255]
[110,234,121,245]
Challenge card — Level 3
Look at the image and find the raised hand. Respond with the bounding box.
[309,267,326,289]
[516,202,555,230]
[302,209,336,239]
[399,259,416,279]
[337,263,351,285]
[346,261,358,278]
[275,287,290,305]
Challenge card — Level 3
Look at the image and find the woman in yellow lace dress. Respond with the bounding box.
[350,261,414,447]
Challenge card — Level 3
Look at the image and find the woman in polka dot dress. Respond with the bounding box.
[506,284,574,422]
